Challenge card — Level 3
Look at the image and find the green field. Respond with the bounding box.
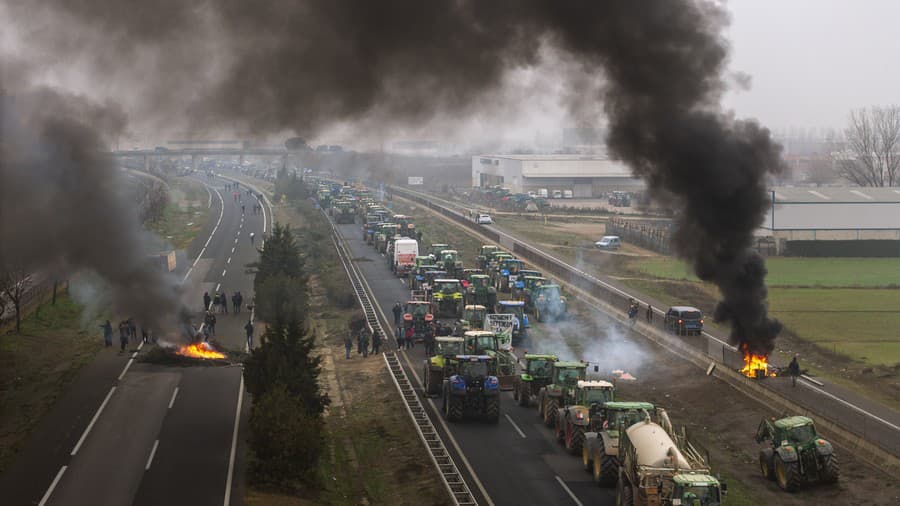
[632,257,900,287]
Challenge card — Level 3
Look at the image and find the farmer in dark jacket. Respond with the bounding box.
[788,355,801,387]
[392,302,403,325]
[100,320,113,347]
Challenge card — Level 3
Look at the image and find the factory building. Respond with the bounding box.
[760,186,900,255]
[471,155,643,197]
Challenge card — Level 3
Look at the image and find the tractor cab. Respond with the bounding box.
[476,245,501,271]
[514,270,542,292]
[601,401,655,432]
[533,284,567,322]
[465,274,497,308]
[429,243,451,261]
[440,250,463,278]
[463,330,499,354]
[573,380,616,407]
[772,416,818,446]
[459,305,487,332]
[553,362,588,389]
[524,354,556,380]
[434,336,465,358]
[497,300,528,330]
[489,252,513,271]
[521,276,547,309]
[671,474,723,506]
[432,279,464,318]
[460,269,481,288]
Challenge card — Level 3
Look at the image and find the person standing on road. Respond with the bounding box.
[646,304,653,323]
[118,321,129,352]
[241,204,245,215]
[101,320,113,347]
[140,325,149,344]
[371,330,381,355]
[203,291,211,311]
[232,292,239,314]
[392,302,402,325]
[789,355,801,387]
[220,290,228,314]
[236,292,244,313]
[205,311,217,339]
[213,292,221,313]
[405,326,415,350]
[244,320,254,349]
[396,326,405,350]
[128,318,137,341]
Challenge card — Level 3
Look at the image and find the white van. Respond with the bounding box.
[538,188,549,198]
[393,238,419,276]
[552,190,563,199]
[594,236,621,250]
[563,190,573,199]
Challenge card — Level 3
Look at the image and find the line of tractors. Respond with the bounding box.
[313,179,842,504]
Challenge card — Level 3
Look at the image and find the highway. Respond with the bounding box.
[331,219,613,505]
[0,175,269,506]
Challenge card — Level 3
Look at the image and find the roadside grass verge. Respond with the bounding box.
[0,295,95,473]
[148,177,210,250]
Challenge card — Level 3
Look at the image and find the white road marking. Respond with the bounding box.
[184,267,193,280]
[118,358,135,381]
[204,185,212,209]
[183,183,225,283]
[38,465,67,506]
[223,375,245,506]
[215,283,221,292]
[505,414,527,438]
[555,476,583,506]
[168,387,179,409]
[222,269,227,277]
[799,379,900,432]
[145,439,160,471]
[227,257,231,264]
[234,238,238,244]
[231,247,235,254]
[71,387,116,456]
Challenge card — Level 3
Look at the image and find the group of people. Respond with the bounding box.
[100,317,151,352]
[204,291,244,314]
[343,325,381,358]
[626,298,654,326]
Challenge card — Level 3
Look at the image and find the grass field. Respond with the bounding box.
[632,256,900,287]
[0,295,96,473]
[148,178,210,250]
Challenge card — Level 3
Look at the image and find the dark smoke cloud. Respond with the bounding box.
[9,0,784,353]
[0,82,181,332]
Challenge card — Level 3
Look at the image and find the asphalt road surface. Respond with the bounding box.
[333,220,614,506]
[0,175,269,506]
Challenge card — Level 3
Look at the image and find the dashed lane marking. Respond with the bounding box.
[70,387,116,456]
[38,465,67,506]
[168,387,179,409]
[505,414,526,438]
[555,476,583,506]
[145,440,160,471]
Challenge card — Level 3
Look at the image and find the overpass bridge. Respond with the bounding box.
[110,147,298,172]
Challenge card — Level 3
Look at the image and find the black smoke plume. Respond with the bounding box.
[10,0,783,353]
[0,83,182,332]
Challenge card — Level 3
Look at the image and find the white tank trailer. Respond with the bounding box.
[617,420,726,506]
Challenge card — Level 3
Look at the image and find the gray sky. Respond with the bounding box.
[723,0,900,131]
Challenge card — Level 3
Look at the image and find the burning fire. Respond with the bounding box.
[740,345,776,379]
[176,342,226,360]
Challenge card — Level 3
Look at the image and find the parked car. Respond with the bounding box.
[594,236,621,250]
[663,306,704,336]
[476,214,493,225]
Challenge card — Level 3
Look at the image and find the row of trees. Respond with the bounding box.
[244,224,329,491]
[837,106,900,187]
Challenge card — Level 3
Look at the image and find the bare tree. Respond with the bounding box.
[136,180,170,224]
[1,265,33,334]
[837,106,900,186]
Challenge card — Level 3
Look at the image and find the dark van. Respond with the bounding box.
[664,306,704,336]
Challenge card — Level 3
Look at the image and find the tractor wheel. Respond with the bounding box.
[759,449,775,481]
[536,393,544,419]
[596,439,618,486]
[774,454,801,493]
[569,426,586,455]
[555,417,566,444]
[617,475,633,506]
[820,454,840,484]
[544,398,559,427]
[518,383,530,407]
[582,445,593,472]
[447,396,464,423]
[485,397,500,424]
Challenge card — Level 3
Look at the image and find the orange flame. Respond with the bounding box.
[176,342,226,360]
[740,345,776,379]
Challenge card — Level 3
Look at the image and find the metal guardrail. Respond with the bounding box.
[322,208,477,506]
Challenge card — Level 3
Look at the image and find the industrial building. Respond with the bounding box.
[760,186,900,255]
[471,155,643,197]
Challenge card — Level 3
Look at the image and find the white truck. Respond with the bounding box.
[392,238,419,277]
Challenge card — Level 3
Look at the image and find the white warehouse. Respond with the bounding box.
[762,186,900,240]
[471,154,643,197]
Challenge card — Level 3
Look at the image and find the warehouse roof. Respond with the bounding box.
[772,186,900,203]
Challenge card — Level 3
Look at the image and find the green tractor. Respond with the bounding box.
[409,260,439,290]
[423,336,465,396]
[583,401,657,486]
[456,304,487,334]
[439,249,464,279]
[432,279,464,318]
[476,245,500,271]
[428,243,451,262]
[756,416,839,492]
[463,330,517,390]
[512,270,542,299]
[333,200,355,224]
[375,223,400,253]
[465,274,497,308]
[554,380,616,455]
[533,284,567,322]
[441,355,501,423]
[537,361,587,428]
[513,354,558,407]
[316,189,332,209]
[402,300,435,342]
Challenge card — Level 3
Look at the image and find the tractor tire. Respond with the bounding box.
[536,393,544,419]
[596,439,618,486]
[617,475,633,506]
[485,397,500,424]
[425,366,440,397]
[568,426,586,455]
[759,449,775,481]
[774,454,802,493]
[820,454,840,484]
[518,384,530,407]
[544,398,559,427]
[582,445,593,472]
[555,417,566,444]
[447,396,464,423]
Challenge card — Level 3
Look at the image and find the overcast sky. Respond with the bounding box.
[723,0,900,132]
